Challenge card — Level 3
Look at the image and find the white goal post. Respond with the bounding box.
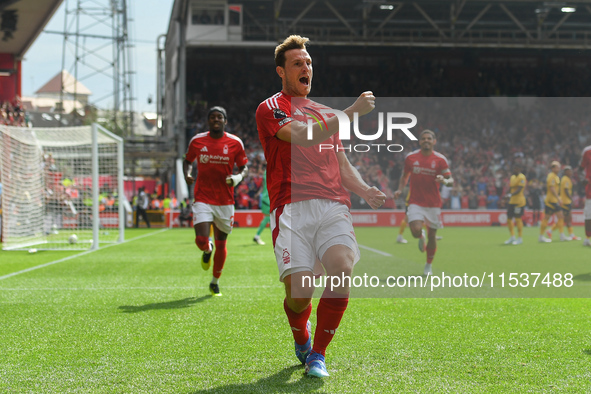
[0,124,124,251]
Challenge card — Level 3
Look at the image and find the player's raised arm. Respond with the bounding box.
[276,92,375,147]
[336,151,385,210]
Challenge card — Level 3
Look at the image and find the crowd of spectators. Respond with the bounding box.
[183,52,591,212]
[0,98,26,126]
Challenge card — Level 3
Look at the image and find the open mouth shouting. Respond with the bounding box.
[299,75,310,87]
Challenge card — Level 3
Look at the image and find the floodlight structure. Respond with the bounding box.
[49,0,136,136]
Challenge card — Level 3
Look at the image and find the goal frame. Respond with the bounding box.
[0,123,124,251]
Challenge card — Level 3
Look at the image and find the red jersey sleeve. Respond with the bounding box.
[234,143,248,167]
[185,132,207,163]
[256,97,294,139]
[403,154,413,175]
[185,140,197,163]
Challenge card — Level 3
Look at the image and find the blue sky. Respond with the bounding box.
[22,0,175,114]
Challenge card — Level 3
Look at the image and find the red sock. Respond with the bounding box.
[212,240,227,279]
[283,299,312,345]
[313,288,349,356]
[426,246,436,264]
[195,236,210,252]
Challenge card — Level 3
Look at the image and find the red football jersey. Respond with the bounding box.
[581,145,591,199]
[404,149,451,208]
[185,131,248,205]
[256,91,351,212]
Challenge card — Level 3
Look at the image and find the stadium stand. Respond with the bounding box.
[182,51,591,212]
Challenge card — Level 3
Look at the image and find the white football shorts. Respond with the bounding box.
[407,203,443,229]
[585,199,591,220]
[192,202,234,234]
[271,199,360,282]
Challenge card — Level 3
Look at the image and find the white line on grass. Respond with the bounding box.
[0,229,169,282]
[358,244,392,257]
[0,285,281,291]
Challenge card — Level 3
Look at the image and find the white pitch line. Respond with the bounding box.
[0,285,281,291]
[358,244,392,257]
[0,229,169,282]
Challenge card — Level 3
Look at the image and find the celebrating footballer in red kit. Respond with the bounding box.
[183,106,248,296]
[256,35,386,378]
[394,129,453,276]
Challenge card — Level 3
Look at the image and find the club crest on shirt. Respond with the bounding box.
[431,161,436,168]
[273,108,287,119]
[223,145,229,154]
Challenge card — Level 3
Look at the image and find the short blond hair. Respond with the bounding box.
[275,35,309,67]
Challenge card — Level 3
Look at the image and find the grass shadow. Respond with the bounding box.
[573,273,591,282]
[583,349,591,356]
[237,243,269,248]
[118,295,211,313]
[191,365,324,393]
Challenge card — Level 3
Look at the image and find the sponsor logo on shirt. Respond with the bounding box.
[200,154,230,164]
[278,117,293,127]
[413,166,437,176]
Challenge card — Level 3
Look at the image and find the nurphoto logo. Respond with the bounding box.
[306,108,418,153]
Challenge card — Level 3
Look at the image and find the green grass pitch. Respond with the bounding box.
[1,226,590,393]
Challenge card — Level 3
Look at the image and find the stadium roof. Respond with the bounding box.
[0,0,63,58]
[173,0,591,49]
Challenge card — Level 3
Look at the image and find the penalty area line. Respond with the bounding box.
[358,244,392,257]
[0,229,169,282]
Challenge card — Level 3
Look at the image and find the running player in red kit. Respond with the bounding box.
[393,129,453,276]
[183,106,248,296]
[580,145,591,246]
[256,35,386,378]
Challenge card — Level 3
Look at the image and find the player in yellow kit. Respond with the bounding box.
[539,161,563,243]
[504,164,526,245]
[550,166,581,241]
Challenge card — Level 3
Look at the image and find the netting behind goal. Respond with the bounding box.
[0,124,124,251]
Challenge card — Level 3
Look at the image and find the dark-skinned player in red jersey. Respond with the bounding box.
[183,106,248,296]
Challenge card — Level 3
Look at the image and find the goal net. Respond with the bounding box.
[0,124,124,251]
